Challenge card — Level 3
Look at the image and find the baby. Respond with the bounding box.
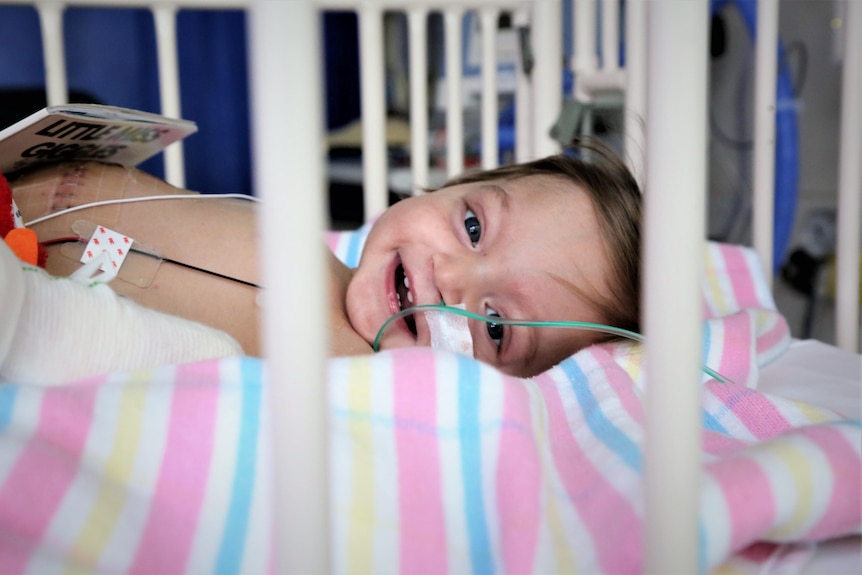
[344,153,642,375]
[4,148,640,382]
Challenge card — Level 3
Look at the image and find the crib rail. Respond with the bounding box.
[2,0,860,573]
[248,4,329,571]
[317,0,563,219]
[13,0,561,216]
[641,3,708,570]
[317,0,553,218]
[836,0,861,352]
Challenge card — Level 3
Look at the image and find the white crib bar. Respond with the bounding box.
[531,0,561,158]
[600,0,618,71]
[36,1,68,106]
[836,0,862,353]
[249,1,330,572]
[444,7,466,177]
[570,0,627,162]
[572,0,596,107]
[12,0,861,570]
[408,7,430,191]
[573,0,597,81]
[480,6,500,170]
[151,4,186,188]
[512,7,533,163]
[642,1,708,572]
[753,0,779,285]
[359,2,389,221]
[624,0,646,185]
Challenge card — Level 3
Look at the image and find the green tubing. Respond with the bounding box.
[373,304,732,384]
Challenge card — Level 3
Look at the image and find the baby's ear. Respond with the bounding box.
[0,241,242,386]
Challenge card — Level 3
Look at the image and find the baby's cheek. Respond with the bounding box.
[343,279,374,340]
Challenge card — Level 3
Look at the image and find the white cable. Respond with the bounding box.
[23,193,261,227]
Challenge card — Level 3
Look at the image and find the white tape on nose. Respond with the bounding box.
[426,303,473,357]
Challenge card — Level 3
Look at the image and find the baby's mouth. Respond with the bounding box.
[394,263,417,336]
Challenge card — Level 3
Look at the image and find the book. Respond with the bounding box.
[0,103,197,175]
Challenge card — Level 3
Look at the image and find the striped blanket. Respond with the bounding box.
[0,240,859,573]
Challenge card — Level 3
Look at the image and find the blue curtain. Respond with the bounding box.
[0,6,360,196]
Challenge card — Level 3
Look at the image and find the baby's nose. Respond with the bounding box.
[432,251,486,305]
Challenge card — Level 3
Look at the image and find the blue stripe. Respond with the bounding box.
[0,384,18,432]
[216,359,263,574]
[457,355,494,574]
[560,359,642,472]
[702,322,712,366]
[0,385,18,433]
[702,410,728,434]
[345,227,366,268]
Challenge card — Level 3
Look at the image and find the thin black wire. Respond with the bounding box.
[43,238,262,289]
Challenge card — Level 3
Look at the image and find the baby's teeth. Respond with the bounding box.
[407,291,414,304]
[404,276,410,288]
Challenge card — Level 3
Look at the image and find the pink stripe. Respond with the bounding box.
[324,231,341,253]
[798,425,862,540]
[495,380,541,574]
[702,429,748,456]
[393,350,447,575]
[720,244,760,310]
[755,314,790,358]
[0,386,98,573]
[707,381,793,440]
[707,455,776,554]
[535,373,642,574]
[128,362,220,575]
[717,313,753,386]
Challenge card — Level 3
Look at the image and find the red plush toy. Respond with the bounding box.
[0,171,46,267]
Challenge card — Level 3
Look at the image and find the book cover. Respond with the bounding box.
[0,103,198,175]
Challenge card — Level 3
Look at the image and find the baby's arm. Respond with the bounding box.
[12,161,374,364]
[13,162,262,355]
[0,239,241,386]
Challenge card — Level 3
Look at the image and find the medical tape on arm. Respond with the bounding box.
[59,219,162,287]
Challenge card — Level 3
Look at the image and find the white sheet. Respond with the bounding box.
[759,338,862,574]
[760,339,861,419]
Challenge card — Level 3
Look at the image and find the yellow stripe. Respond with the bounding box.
[621,347,644,384]
[346,358,375,575]
[791,400,833,425]
[705,248,730,315]
[768,440,815,539]
[711,562,753,575]
[67,371,150,570]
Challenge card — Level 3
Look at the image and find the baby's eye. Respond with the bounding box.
[464,209,481,247]
[486,307,504,349]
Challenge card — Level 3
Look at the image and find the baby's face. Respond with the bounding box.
[345,174,612,376]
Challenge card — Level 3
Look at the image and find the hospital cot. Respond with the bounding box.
[0,0,859,573]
